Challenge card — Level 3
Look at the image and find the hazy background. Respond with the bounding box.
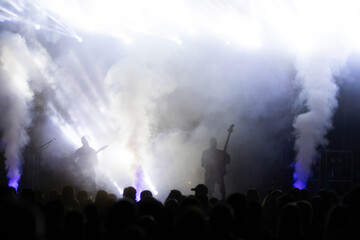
[1,0,360,200]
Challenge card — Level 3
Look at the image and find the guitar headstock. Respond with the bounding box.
[227,124,235,134]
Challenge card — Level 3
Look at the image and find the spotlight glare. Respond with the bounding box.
[144,170,158,195]
[113,181,123,195]
[122,36,132,44]
[76,36,83,42]
[168,37,182,45]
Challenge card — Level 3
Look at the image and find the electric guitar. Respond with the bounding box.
[223,124,234,153]
[96,145,109,154]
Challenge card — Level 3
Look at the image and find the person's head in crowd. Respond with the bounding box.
[269,189,283,204]
[123,186,137,201]
[179,195,201,211]
[62,185,75,202]
[137,215,158,239]
[166,189,182,202]
[77,190,93,210]
[227,192,247,218]
[140,190,153,201]
[343,184,360,225]
[191,184,209,212]
[209,203,234,238]
[191,184,208,197]
[77,190,88,202]
[277,194,296,209]
[164,198,179,213]
[246,200,263,227]
[95,190,108,204]
[138,195,164,222]
[324,204,349,238]
[64,210,85,240]
[317,189,337,212]
[299,188,309,201]
[296,200,312,228]
[277,203,303,240]
[289,188,301,200]
[246,188,259,202]
[104,198,139,238]
[311,195,327,224]
[177,206,206,240]
[108,193,117,201]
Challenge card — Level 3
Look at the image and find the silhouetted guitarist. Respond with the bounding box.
[201,124,234,199]
[74,136,108,192]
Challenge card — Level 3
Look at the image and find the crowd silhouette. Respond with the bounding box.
[1,182,360,240]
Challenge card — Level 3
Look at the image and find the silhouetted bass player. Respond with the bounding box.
[201,124,234,199]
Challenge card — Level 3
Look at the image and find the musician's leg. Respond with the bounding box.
[205,170,210,186]
[219,176,226,200]
[86,167,97,194]
[207,175,215,198]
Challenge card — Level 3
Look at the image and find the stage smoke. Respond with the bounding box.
[293,56,340,189]
[0,0,360,197]
[0,31,33,189]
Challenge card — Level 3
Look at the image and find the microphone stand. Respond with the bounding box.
[31,138,56,189]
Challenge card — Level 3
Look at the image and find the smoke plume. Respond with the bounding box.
[0,31,34,189]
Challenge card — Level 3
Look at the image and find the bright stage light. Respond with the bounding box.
[32,0,264,49]
[121,36,132,45]
[76,36,82,42]
[169,37,182,45]
[113,181,123,195]
[174,39,182,45]
[1,0,359,51]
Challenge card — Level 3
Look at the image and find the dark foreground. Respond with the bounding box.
[1,183,360,240]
